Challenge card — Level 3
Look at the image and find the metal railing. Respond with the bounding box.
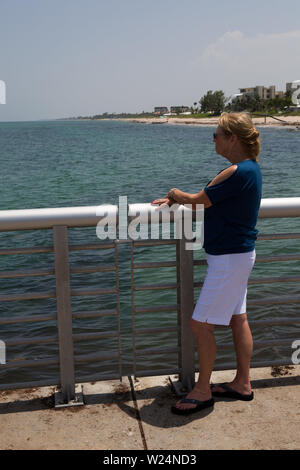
[0,198,300,403]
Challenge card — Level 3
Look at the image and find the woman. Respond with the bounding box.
[152,112,262,415]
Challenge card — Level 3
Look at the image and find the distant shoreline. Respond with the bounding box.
[53,115,300,128]
[113,115,300,128]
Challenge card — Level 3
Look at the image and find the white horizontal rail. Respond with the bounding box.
[0,198,300,232]
[0,205,116,231]
[258,197,300,218]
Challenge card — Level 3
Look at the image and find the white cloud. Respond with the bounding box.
[191,30,300,97]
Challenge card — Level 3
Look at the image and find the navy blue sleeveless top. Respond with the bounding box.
[203,159,262,255]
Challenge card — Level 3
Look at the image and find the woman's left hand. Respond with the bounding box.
[151,197,176,207]
[167,188,177,200]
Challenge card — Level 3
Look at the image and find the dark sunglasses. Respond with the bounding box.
[213,132,222,139]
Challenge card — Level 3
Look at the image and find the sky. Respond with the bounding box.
[1,0,300,121]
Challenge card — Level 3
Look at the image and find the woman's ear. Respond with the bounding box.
[231,133,238,144]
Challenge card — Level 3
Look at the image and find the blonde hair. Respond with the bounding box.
[218,112,261,161]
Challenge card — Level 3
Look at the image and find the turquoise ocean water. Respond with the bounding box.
[0,120,299,385]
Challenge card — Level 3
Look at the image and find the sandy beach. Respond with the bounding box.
[124,115,300,128]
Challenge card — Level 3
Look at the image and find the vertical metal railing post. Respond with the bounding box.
[53,225,76,403]
[114,240,122,381]
[130,241,137,379]
[176,232,195,392]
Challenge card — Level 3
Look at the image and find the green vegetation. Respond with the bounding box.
[76,111,156,120]
[227,91,293,114]
[290,111,300,116]
[198,90,227,115]
[190,89,296,116]
[72,89,299,120]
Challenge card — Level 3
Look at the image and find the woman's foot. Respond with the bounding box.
[173,386,212,411]
[211,380,252,396]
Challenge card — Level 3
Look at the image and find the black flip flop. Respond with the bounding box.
[171,397,214,415]
[211,383,254,401]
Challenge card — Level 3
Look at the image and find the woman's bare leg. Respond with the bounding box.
[211,313,252,395]
[174,319,215,410]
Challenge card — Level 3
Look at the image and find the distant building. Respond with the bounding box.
[170,106,190,114]
[154,107,169,115]
[239,85,284,100]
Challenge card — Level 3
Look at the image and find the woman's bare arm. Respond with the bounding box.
[167,188,212,209]
[152,165,237,209]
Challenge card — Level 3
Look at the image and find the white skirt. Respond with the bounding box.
[192,250,256,326]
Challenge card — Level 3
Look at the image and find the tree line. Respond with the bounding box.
[73,90,296,120]
[191,90,294,115]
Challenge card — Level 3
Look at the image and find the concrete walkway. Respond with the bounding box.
[0,365,299,450]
